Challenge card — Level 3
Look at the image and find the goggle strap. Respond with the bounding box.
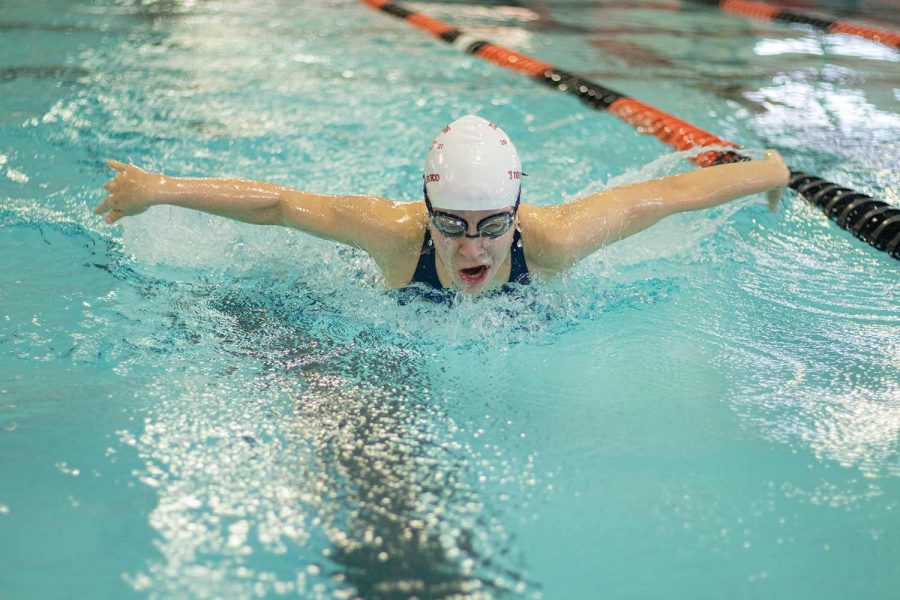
[423,182,433,213]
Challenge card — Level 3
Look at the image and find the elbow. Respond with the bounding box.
[272,194,287,226]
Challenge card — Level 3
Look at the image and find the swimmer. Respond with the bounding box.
[95,115,789,295]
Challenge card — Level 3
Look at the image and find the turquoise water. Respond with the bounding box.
[1,0,898,598]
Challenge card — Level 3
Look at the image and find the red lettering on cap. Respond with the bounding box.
[442,126,450,134]
[507,170,521,180]
[488,122,498,130]
[425,173,441,182]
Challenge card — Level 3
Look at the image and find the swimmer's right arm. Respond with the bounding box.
[95,160,286,226]
[95,160,413,250]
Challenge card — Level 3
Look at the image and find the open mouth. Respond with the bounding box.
[458,265,489,284]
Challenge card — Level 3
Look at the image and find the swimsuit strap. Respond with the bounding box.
[508,228,531,285]
[409,228,443,289]
[408,228,531,289]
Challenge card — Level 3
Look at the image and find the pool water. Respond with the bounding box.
[1,0,898,598]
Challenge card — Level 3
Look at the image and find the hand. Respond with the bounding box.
[763,149,788,212]
[94,160,160,224]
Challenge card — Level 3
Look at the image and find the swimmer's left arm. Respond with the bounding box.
[526,151,789,272]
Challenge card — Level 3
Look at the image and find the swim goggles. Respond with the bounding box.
[423,185,520,239]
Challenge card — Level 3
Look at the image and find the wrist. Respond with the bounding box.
[150,173,180,206]
[763,151,790,187]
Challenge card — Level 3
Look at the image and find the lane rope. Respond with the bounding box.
[686,0,900,49]
[361,0,900,260]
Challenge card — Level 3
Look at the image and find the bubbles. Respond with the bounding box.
[3,0,899,597]
[115,274,551,597]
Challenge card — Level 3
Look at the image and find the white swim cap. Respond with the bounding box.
[423,115,522,211]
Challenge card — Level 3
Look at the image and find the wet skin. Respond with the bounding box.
[95,154,791,294]
[428,207,516,294]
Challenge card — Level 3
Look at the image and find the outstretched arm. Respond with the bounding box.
[94,160,414,251]
[524,151,789,272]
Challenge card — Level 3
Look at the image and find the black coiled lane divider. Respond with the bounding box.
[790,172,900,256]
[686,0,900,50]
[362,0,899,259]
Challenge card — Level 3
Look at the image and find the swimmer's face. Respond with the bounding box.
[429,207,517,294]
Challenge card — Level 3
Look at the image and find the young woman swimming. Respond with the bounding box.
[95,115,788,295]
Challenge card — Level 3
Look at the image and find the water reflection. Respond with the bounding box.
[126,282,533,597]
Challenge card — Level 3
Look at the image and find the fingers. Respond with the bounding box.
[767,188,784,213]
[105,209,125,224]
[103,174,124,192]
[100,161,134,224]
[94,194,112,215]
[106,159,148,176]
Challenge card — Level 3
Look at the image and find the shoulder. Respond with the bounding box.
[328,195,423,245]
[360,198,425,247]
[517,203,575,276]
[334,193,416,223]
[359,200,428,288]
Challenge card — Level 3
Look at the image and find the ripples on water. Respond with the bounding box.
[695,212,899,480]
[109,258,550,597]
[4,140,897,595]
[101,197,682,596]
[2,0,898,597]
[3,196,686,597]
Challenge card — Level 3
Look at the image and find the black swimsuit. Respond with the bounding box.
[409,228,531,290]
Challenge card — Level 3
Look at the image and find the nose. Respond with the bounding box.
[457,235,486,261]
